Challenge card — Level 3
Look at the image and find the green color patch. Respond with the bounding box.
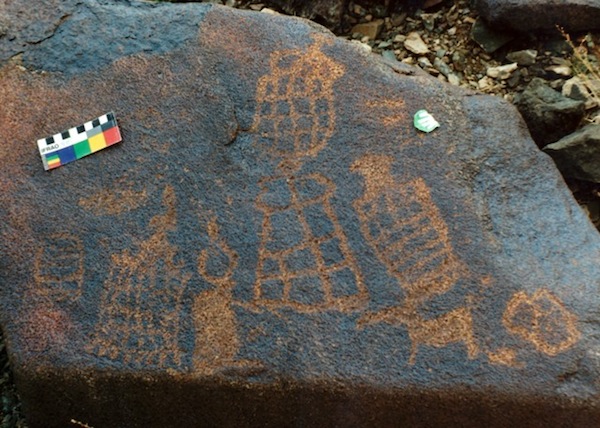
[74,140,91,159]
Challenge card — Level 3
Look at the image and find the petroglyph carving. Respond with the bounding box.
[253,174,368,313]
[503,289,580,356]
[365,99,408,127]
[79,187,148,215]
[34,234,84,301]
[486,348,522,368]
[194,216,257,374]
[359,302,478,365]
[249,34,366,313]
[88,186,191,369]
[353,154,478,364]
[352,155,465,304]
[252,33,345,166]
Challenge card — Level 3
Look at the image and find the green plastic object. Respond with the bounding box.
[414,109,440,133]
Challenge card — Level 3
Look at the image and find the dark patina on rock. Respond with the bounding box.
[0,1,599,427]
[473,0,600,32]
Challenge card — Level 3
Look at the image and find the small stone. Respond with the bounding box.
[424,0,443,8]
[486,63,517,80]
[351,19,384,41]
[421,13,436,31]
[546,65,572,77]
[470,17,514,53]
[353,4,366,16]
[434,57,452,77]
[249,3,263,10]
[447,26,457,36]
[452,50,467,72]
[562,77,592,104]
[381,50,397,62]
[390,12,407,26]
[378,40,392,49]
[506,69,521,88]
[549,79,564,90]
[418,56,433,68]
[393,34,406,43]
[478,76,494,90]
[448,73,460,86]
[404,32,429,55]
[550,56,571,66]
[506,49,537,66]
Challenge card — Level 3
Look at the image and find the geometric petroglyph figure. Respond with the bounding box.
[193,216,256,374]
[353,154,478,364]
[252,173,368,313]
[88,186,191,369]
[503,289,580,356]
[250,34,367,313]
[34,233,85,301]
[252,33,345,168]
[352,155,465,304]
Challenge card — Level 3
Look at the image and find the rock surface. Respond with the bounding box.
[1,1,600,427]
[515,77,585,147]
[544,124,600,183]
[473,0,600,32]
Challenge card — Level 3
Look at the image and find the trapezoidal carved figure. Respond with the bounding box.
[352,155,478,364]
[253,174,367,312]
[250,34,368,313]
[88,186,191,369]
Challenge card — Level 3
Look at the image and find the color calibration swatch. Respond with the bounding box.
[37,112,122,171]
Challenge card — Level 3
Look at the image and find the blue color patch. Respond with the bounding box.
[57,145,77,164]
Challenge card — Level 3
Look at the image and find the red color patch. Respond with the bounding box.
[103,125,122,146]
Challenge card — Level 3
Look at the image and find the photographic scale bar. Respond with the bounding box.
[37,112,122,171]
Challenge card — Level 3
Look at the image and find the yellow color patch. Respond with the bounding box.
[88,133,107,152]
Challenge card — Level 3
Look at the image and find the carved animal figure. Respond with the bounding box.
[359,303,479,365]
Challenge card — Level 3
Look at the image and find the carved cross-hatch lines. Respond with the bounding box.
[352,154,478,364]
[252,33,344,164]
[252,174,367,313]
[87,186,191,369]
[34,233,85,302]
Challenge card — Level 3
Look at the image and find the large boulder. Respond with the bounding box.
[255,0,348,28]
[544,124,600,183]
[473,0,600,32]
[514,78,585,148]
[1,0,599,427]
